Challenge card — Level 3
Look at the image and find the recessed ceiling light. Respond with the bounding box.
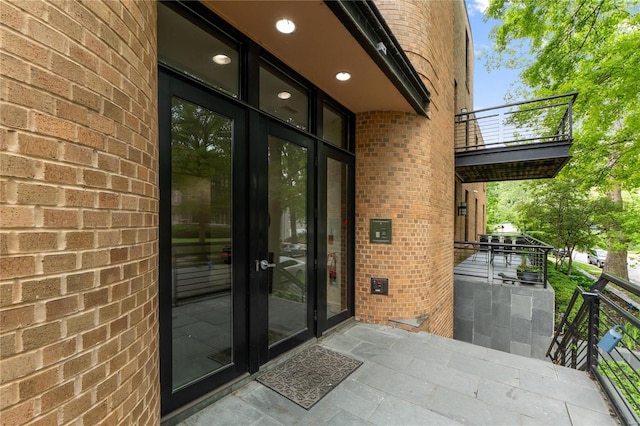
[212,54,231,65]
[276,19,296,34]
[336,72,351,81]
[277,91,292,100]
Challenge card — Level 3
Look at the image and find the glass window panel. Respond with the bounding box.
[158,3,239,97]
[327,158,348,318]
[323,105,346,148]
[170,97,233,390]
[259,66,308,131]
[267,135,308,346]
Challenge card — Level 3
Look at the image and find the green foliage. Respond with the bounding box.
[486,181,530,231]
[170,98,233,243]
[516,252,541,273]
[547,261,593,319]
[621,321,640,350]
[598,361,640,418]
[518,177,602,274]
[486,0,640,274]
[556,261,594,287]
[486,0,640,192]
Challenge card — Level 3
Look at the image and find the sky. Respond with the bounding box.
[464,0,523,110]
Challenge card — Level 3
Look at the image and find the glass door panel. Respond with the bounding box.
[267,135,308,346]
[170,97,233,390]
[326,158,348,318]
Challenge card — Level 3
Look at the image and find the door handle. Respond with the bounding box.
[257,259,276,271]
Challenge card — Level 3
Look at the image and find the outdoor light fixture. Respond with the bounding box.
[458,202,468,216]
[276,19,295,34]
[336,72,351,81]
[277,91,291,100]
[212,54,231,65]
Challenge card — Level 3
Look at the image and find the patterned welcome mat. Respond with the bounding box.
[256,345,362,409]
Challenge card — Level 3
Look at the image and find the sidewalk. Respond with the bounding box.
[178,322,618,425]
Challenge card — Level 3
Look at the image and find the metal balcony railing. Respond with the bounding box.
[454,92,578,153]
[454,233,552,288]
[547,273,640,425]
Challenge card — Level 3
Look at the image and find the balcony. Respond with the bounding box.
[453,234,555,360]
[454,233,552,288]
[455,93,578,183]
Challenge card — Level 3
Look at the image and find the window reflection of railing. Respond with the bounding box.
[454,93,578,153]
[171,242,231,305]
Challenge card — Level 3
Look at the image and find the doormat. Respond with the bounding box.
[207,348,231,365]
[256,345,362,410]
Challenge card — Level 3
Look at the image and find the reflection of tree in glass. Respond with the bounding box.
[171,99,232,243]
[268,138,307,250]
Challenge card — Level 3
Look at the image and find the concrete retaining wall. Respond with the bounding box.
[454,278,555,359]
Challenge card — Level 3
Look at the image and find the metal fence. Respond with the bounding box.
[454,233,552,288]
[547,273,640,425]
[454,92,578,153]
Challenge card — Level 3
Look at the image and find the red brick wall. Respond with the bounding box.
[0,1,159,424]
[355,111,455,335]
[451,0,486,242]
[353,0,480,336]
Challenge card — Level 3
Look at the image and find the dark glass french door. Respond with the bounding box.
[249,119,316,365]
[159,70,315,414]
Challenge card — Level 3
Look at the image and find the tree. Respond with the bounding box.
[171,99,232,243]
[486,0,640,279]
[518,178,598,275]
[486,181,529,231]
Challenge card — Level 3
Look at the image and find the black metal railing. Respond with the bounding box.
[547,273,640,425]
[171,242,232,304]
[454,233,552,288]
[171,242,306,305]
[454,93,578,153]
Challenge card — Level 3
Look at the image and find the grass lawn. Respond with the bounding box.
[572,260,602,276]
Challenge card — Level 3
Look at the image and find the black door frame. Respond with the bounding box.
[249,117,317,367]
[158,4,357,415]
[317,144,356,333]
[158,69,250,415]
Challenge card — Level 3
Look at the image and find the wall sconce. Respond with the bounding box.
[458,202,468,216]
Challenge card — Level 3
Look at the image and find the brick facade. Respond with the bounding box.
[355,111,455,334]
[0,1,160,424]
[354,1,485,335]
[1,0,484,421]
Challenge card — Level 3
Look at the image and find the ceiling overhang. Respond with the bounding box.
[202,0,430,115]
[455,141,572,183]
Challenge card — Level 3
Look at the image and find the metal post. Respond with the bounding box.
[570,328,577,368]
[584,292,600,372]
[487,245,494,282]
[568,97,573,141]
[543,249,548,289]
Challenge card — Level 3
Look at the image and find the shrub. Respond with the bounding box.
[598,361,640,418]
[547,261,596,325]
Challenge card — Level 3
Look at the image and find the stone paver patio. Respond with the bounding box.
[176,321,618,425]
